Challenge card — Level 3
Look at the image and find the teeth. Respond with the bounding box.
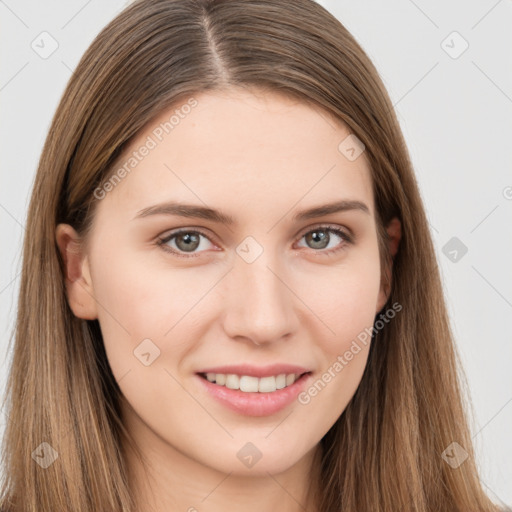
[286,373,295,386]
[240,375,259,392]
[225,374,239,390]
[275,374,286,389]
[258,376,276,393]
[204,372,301,393]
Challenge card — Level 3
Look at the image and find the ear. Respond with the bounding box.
[55,224,98,320]
[376,217,401,313]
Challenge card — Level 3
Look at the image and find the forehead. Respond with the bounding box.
[100,88,374,222]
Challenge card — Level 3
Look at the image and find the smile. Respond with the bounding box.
[196,370,313,416]
[200,372,303,393]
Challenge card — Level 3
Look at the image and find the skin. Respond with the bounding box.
[56,87,401,512]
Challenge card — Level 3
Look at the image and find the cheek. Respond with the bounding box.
[88,242,210,380]
[294,251,381,414]
[298,251,381,347]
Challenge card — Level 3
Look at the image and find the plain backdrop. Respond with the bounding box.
[1,0,511,507]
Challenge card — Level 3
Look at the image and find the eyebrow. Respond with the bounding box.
[133,199,370,225]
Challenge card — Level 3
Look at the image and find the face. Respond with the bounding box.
[57,88,399,479]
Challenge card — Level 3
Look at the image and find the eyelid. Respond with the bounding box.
[295,222,353,243]
[158,226,216,243]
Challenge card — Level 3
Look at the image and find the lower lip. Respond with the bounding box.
[196,373,312,417]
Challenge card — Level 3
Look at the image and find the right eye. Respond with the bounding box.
[157,229,217,258]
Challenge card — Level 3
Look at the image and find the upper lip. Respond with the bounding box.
[196,363,312,378]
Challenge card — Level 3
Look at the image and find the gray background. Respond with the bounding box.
[1,0,511,506]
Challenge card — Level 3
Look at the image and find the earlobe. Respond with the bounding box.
[55,224,98,320]
[376,217,402,313]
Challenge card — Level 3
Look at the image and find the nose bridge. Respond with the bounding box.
[222,243,295,344]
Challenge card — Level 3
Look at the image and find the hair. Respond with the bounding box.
[0,0,504,510]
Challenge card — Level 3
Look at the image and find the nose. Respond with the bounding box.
[221,250,298,347]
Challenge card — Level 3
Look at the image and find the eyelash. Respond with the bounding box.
[156,224,353,259]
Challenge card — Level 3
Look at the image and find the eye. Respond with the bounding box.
[157,229,216,258]
[296,225,353,255]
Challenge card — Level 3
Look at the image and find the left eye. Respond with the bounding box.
[157,226,352,258]
[296,226,351,253]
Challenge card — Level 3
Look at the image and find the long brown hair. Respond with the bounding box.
[0,0,503,510]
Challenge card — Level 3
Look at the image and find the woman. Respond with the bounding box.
[0,0,504,510]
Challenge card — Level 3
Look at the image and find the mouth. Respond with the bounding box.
[197,371,311,393]
[195,370,313,416]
